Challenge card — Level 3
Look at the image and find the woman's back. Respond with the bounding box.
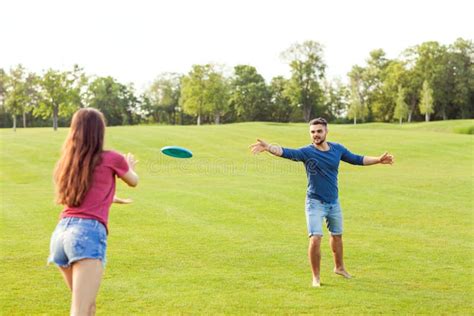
[60,150,129,231]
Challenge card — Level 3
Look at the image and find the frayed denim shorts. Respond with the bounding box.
[47,217,107,268]
[305,198,343,237]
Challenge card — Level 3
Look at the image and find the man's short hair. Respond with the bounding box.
[309,118,328,126]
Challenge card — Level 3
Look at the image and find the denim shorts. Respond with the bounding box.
[305,198,343,237]
[47,217,107,268]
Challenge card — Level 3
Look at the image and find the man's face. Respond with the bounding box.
[310,124,328,145]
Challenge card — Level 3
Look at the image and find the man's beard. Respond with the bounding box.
[314,137,325,145]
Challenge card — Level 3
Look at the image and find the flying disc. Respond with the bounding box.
[161,146,193,158]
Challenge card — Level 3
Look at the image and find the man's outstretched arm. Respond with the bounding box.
[363,152,394,166]
[250,139,283,156]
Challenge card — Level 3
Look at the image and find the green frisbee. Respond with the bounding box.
[161,146,193,158]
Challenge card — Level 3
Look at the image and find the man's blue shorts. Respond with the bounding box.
[47,217,107,268]
[305,197,343,237]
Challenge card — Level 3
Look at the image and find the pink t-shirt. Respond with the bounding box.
[60,150,129,232]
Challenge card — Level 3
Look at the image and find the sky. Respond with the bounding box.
[1,0,472,92]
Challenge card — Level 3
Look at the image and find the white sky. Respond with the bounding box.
[1,0,472,92]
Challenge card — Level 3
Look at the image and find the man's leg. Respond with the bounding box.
[327,201,352,279]
[308,235,322,287]
[330,234,352,278]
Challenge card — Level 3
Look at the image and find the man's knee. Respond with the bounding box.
[309,235,322,248]
[331,234,343,241]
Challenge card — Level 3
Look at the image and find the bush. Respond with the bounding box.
[454,125,474,135]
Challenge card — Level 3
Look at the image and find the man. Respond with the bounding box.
[250,118,394,287]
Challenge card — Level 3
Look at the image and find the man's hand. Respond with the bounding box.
[363,152,395,165]
[250,139,269,154]
[378,152,394,165]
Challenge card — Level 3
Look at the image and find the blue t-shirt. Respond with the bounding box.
[281,142,364,203]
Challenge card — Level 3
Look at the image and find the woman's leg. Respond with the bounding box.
[59,266,73,291]
[70,259,103,316]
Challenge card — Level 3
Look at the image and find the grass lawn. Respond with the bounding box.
[1,120,473,314]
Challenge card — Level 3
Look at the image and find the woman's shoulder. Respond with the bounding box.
[101,150,125,162]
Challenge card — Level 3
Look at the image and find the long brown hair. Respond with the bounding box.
[54,108,106,206]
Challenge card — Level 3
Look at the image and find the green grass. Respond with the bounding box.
[1,121,473,315]
[348,119,474,134]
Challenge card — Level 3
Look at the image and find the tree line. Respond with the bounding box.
[1,38,472,130]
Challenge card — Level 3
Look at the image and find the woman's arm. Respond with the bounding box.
[113,196,133,204]
[119,153,139,187]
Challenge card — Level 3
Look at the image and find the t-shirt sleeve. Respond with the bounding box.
[108,152,130,177]
[281,147,307,162]
[340,145,364,165]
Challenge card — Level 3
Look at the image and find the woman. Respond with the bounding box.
[47,108,139,315]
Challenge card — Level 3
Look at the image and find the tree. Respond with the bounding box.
[403,66,423,122]
[347,65,368,124]
[321,79,349,121]
[363,49,391,121]
[408,42,449,120]
[145,73,181,124]
[229,65,268,121]
[448,38,474,119]
[206,70,229,124]
[20,72,41,128]
[0,69,7,128]
[0,69,6,109]
[281,41,326,122]
[69,65,89,109]
[269,76,292,122]
[380,60,408,122]
[394,86,409,124]
[180,65,209,125]
[87,76,136,126]
[180,64,228,125]
[3,65,29,131]
[122,83,142,125]
[348,83,364,125]
[419,80,434,121]
[36,68,82,130]
[405,39,474,121]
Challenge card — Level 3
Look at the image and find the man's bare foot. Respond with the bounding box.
[312,278,321,287]
[334,268,352,279]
